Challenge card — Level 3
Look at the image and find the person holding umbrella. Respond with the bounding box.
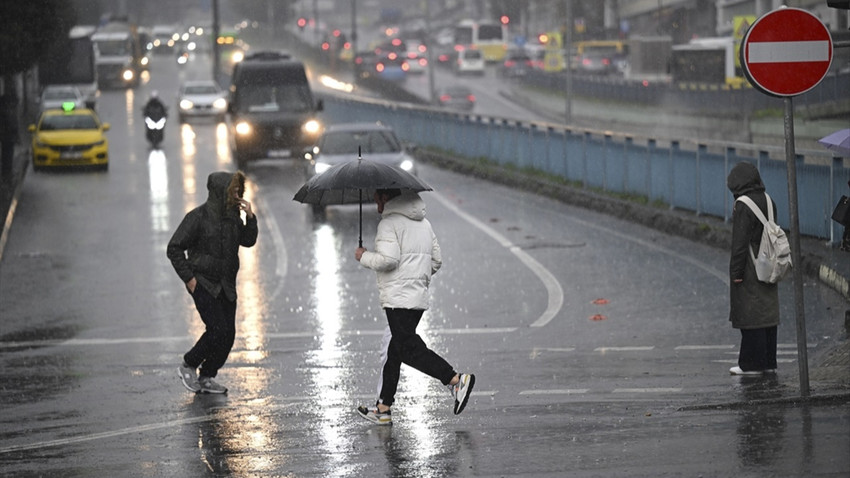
[354,188,475,425]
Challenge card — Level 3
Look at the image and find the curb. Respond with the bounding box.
[0,154,28,264]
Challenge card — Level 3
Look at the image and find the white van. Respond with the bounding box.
[454,49,485,76]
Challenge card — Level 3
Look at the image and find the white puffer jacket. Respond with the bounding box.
[359,192,442,310]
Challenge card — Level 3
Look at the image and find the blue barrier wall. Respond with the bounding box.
[319,93,847,242]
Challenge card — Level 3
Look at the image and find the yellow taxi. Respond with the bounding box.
[29,103,110,171]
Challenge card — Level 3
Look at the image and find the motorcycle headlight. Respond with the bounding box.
[303,119,321,135]
[399,159,414,171]
[235,121,252,136]
[122,69,134,81]
[179,99,194,110]
[212,98,227,110]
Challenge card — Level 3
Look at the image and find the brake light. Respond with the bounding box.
[376,63,385,72]
[440,95,450,102]
[467,95,476,102]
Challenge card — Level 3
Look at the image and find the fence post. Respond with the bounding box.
[603,134,611,192]
[583,131,591,188]
[624,136,633,195]
[696,144,706,216]
[669,141,680,210]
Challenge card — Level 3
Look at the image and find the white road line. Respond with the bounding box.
[519,389,589,395]
[430,192,564,328]
[713,359,797,364]
[613,388,682,393]
[0,328,519,349]
[595,346,655,353]
[675,345,735,350]
[253,190,287,303]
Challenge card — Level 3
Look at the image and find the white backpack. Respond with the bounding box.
[736,193,792,284]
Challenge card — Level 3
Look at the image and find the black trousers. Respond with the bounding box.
[738,326,778,372]
[184,285,236,379]
[378,308,456,407]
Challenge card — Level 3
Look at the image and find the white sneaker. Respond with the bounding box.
[730,366,763,376]
[448,373,475,415]
[356,406,392,426]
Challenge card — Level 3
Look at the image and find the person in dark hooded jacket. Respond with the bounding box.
[168,171,258,393]
[726,162,780,375]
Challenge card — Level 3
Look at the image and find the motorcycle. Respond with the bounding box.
[143,101,167,148]
[145,114,166,147]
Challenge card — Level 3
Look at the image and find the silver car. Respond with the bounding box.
[305,122,418,211]
[39,85,85,112]
[176,80,227,122]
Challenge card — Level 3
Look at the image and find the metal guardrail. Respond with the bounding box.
[318,91,848,242]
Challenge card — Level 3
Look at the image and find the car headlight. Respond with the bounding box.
[235,121,252,136]
[123,69,135,81]
[93,140,106,147]
[212,98,227,110]
[314,162,332,175]
[179,99,194,110]
[303,119,321,135]
[34,139,48,148]
[399,159,414,171]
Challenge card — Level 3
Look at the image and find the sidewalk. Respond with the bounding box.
[0,144,28,264]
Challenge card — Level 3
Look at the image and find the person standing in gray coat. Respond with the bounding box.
[726,162,780,375]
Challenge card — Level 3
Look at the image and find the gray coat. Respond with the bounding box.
[727,162,780,329]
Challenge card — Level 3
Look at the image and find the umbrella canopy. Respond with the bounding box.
[293,156,433,247]
[818,129,850,157]
[293,157,432,206]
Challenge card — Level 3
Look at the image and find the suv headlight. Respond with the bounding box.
[235,121,252,136]
[179,99,194,110]
[399,159,414,171]
[212,98,227,110]
[303,119,321,135]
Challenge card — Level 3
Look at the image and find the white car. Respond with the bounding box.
[404,44,428,74]
[39,85,86,111]
[176,80,227,122]
[454,48,485,76]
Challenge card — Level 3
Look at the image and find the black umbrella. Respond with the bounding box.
[293,150,433,247]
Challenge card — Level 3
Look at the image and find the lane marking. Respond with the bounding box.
[0,403,299,455]
[675,345,735,350]
[0,328,519,349]
[520,389,589,395]
[253,190,287,303]
[430,191,564,328]
[595,346,655,352]
[613,388,682,393]
[713,359,797,364]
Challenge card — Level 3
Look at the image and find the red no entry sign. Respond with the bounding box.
[741,7,833,97]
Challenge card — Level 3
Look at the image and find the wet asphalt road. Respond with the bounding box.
[1,55,848,477]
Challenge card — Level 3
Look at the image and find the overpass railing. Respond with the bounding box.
[319,92,847,243]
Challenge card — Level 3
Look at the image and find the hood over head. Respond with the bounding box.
[205,170,246,216]
[727,162,765,198]
[382,191,426,221]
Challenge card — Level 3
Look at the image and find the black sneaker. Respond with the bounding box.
[448,373,475,415]
[356,405,392,426]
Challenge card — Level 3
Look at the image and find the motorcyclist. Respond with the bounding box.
[144,91,167,119]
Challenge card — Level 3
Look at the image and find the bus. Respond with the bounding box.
[670,37,745,86]
[453,20,508,62]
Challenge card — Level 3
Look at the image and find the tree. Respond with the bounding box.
[0,1,77,81]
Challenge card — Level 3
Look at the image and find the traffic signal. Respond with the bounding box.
[297,18,307,30]
[827,0,849,8]
[500,15,509,25]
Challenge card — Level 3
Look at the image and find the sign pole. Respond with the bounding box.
[783,96,810,397]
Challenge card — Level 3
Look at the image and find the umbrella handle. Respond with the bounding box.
[359,189,363,248]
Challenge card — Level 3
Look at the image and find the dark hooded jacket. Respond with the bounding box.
[726,162,779,329]
[167,171,258,301]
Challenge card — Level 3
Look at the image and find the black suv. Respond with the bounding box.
[227,51,323,167]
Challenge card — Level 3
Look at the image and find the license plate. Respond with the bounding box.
[60,151,84,159]
[268,149,292,158]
